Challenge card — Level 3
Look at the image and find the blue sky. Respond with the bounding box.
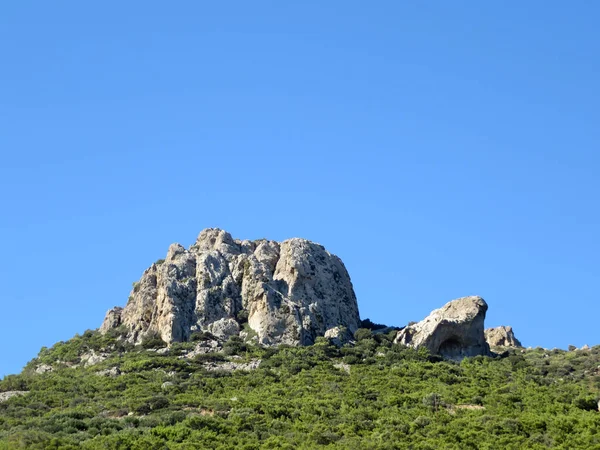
[1,2,598,376]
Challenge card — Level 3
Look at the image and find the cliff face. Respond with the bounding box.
[100,228,360,346]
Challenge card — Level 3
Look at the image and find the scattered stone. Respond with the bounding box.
[202,359,261,372]
[100,229,360,347]
[161,381,175,390]
[0,391,27,403]
[395,296,491,360]
[95,367,120,377]
[184,340,222,359]
[485,326,522,348]
[156,348,170,355]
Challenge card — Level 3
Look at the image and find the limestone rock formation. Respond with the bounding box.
[485,326,522,348]
[100,228,360,346]
[394,296,491,360]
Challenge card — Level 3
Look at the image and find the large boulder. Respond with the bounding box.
[394,296,491,360]
[100,228,360,346]
[485,326,522,348]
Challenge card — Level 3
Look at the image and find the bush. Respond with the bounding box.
[354,328,373,342]
[194,353,226,363]
[573,396,598,411]
[141,333,167,349]
[236,310,249,324]
[422,393,443,411]
[223,336,247,356]
[190,331,216,342]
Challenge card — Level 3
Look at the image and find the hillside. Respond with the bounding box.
[1,328,600,449]
[1,229,599,449]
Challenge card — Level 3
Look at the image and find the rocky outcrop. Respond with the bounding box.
[324,326,353,347]
[81,350,109,367]
[485,326,522,348]
[0,391,27,403]
[100,228,360,347]
[394,296,491,360]
[99,307,122,334]
[34,364,54,374]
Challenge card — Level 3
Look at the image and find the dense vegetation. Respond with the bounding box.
[1,327,600,449]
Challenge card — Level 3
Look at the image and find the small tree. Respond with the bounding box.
[422,393,443,412]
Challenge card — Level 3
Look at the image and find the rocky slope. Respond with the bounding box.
[100,228,360,346]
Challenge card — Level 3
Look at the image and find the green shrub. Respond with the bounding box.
[223,336,247,356]
[141,332,166,349]
[353,328,373,341]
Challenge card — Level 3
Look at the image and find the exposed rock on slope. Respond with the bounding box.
[0,391,27,403]
[100,228,360,346]
[485,326,522,348]
[394,296,491,360]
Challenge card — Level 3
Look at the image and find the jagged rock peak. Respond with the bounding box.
[394,296,491,360]
[485,326,522,348]
[100,228,360,347]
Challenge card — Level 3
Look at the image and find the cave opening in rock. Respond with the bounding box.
[438,337,464,358]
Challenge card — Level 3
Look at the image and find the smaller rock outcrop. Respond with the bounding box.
[95,367,121,377]
[34,364,54,374]
[324,326,353,347]
[0,391,27,403]
[81,350,109,368]
[99,307,123,334]
[394,296,491,360]
[485,326,522,348]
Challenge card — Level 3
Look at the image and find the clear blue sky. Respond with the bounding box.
[1,2,598,376]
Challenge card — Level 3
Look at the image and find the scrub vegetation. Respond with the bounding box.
[1,328,600,449]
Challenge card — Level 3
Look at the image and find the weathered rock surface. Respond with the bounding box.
[35,364,54,374]
[0,391,27,403]
[99,307,122,334]
[324,326,353,347]
[100,228,360,347]
[95,367,121,377]
[202,359,261,372]
[81,350,109,367]
[394,296,491,360]
[485,326,522,348]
